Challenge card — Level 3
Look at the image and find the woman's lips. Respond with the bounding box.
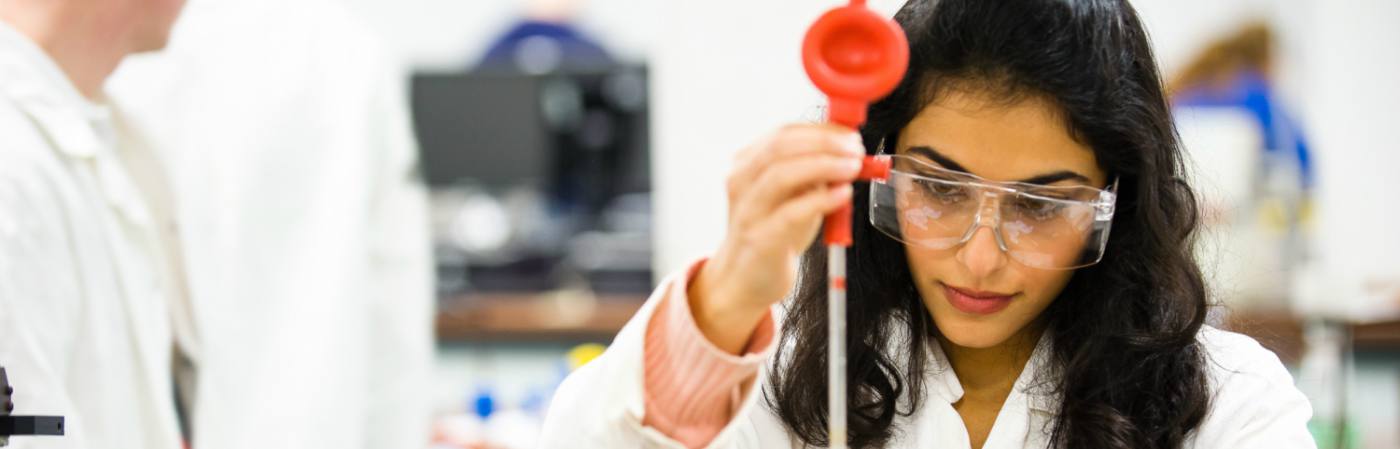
[941,283,1015,315]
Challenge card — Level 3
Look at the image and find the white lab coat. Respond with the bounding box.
[0,22,184,449]
[104,0,435,448]
[541,270,1319,448]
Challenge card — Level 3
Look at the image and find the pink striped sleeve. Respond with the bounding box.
[642,258,778,449]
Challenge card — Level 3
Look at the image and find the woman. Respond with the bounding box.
[540,0,1314,448]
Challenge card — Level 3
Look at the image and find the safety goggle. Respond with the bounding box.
[869,154,1118,270]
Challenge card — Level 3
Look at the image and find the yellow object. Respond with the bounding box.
[567,344,608,371]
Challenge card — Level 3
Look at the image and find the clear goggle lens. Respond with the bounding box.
[869,154,1118,270]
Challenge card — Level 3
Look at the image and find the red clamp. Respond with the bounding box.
[802,0,908,246]
[824,156,890,246]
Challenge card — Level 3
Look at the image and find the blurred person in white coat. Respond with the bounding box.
[106,0,435,447]
[0,0,188,448]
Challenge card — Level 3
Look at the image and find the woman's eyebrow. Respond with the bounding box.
[1020,171,1091,186]
[906,145,969,172]
[906,145,1091,185]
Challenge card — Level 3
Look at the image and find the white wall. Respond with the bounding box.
[339,0,659,70]
[649,1,824,275]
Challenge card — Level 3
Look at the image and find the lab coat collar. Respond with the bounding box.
[925,330,1061,414]
[0,19,112,160]
[0,20,153,227]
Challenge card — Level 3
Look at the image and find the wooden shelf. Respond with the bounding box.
[436,292,646,342]
[433,294,1400,357]
[1225,310,1400,365]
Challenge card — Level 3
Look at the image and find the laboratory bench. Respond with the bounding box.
[435,293,1400,361]
[436,293,645,343]
[1225,310,1400,365]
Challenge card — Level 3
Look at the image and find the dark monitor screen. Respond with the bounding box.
[413,67,650,207]
[415,68,654,295]
[411,73,551,187]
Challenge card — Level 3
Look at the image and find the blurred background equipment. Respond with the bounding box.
[415,0,650,299]
[1173,22,1313,313]
[1162,13,1398,449]
[414,65,652,297]
[402,3,655,448]
[475,0,614,74]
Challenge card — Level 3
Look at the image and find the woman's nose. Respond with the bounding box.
[956,225,1008,279]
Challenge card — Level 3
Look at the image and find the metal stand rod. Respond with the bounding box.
[828,244,848,449]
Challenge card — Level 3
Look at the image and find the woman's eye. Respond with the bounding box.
[1013,197,1065,221]
[921,182,969,203]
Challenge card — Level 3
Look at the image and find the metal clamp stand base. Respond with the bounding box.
[1,367,65,447]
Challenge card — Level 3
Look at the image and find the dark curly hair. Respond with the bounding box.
[765,0,1212,448]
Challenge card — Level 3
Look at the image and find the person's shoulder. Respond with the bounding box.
[0,96,36,146]
[0,98,55,179]
[1188,326,1316,448]
[1196,325,1295,385]
[0,98,88,220]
